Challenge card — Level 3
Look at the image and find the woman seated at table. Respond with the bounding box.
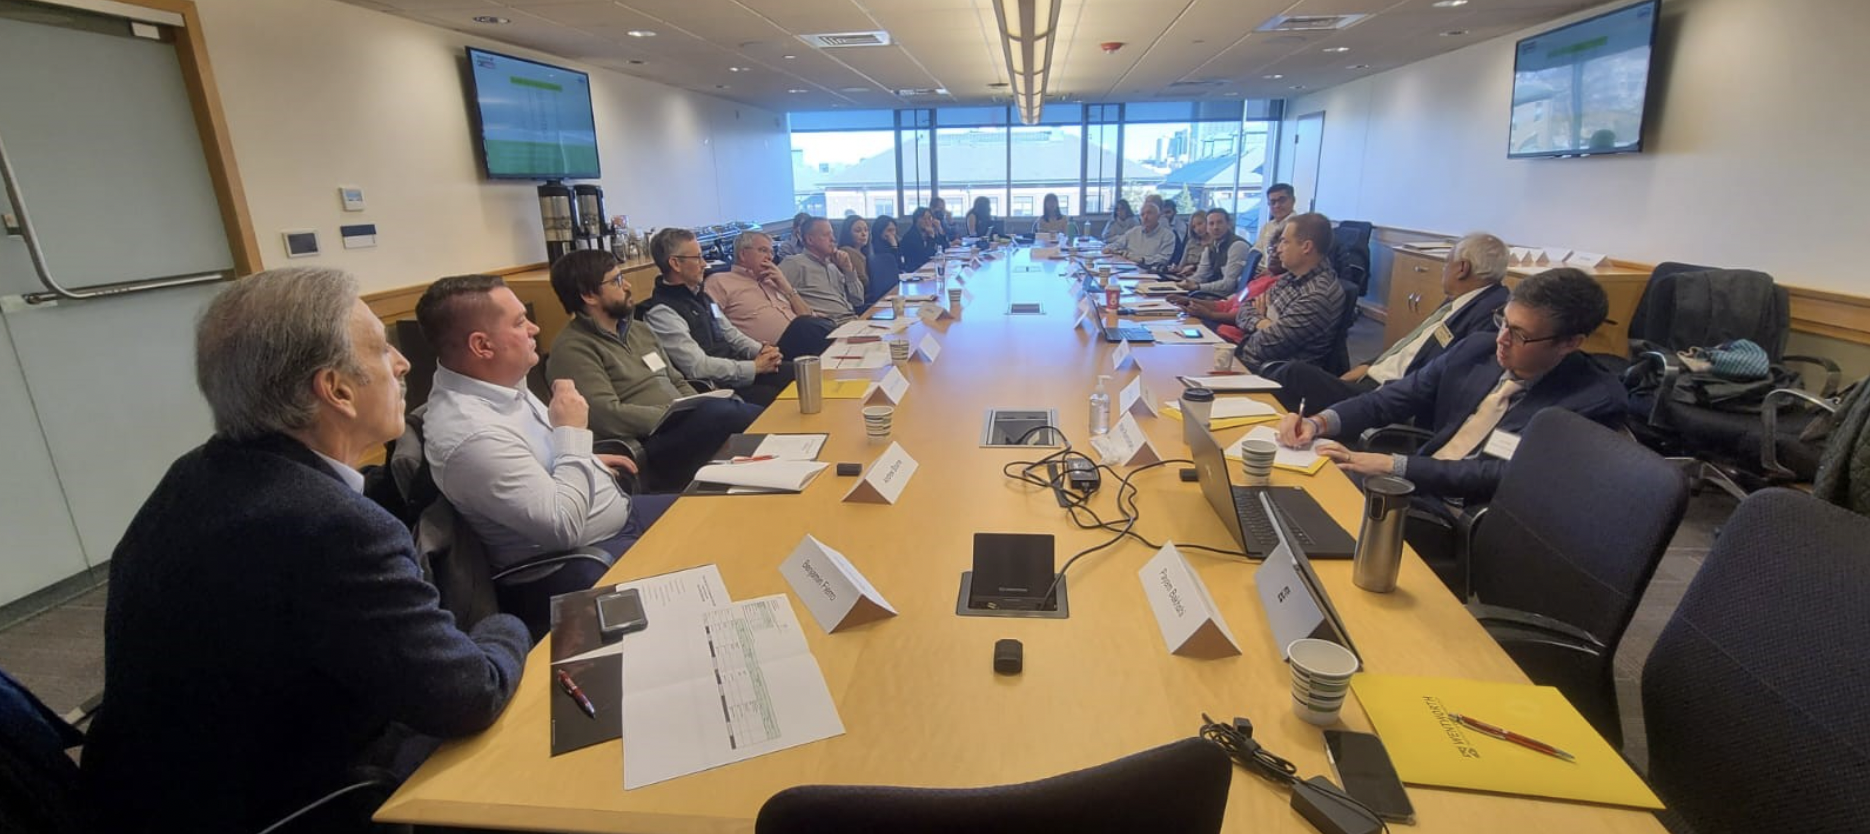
[965,196,996,238]
[837,214,872,305]
[1170,207,1210,277]
[1035,193,1070,235]
[1102,199,1139,240]
[861,215,902,308]
[899,207,945,272]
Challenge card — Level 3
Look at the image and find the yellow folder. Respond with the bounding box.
[1349,673,1662,809]
[774,379,871,400]
[1158,403,1281,431]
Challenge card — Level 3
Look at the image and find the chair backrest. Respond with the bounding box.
[1642,488,1870,834]
[1331,220,1374,295]
[1321,278,1361,376]
[1470,408,1687,741]
[1628,262,1791,360]
[754,737,1231,834]
[392,318,439,413]
[0,668,83,834]
[391,406,501,630]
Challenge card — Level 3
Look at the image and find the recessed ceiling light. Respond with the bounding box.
[1263,74,1284,79]
[626,29,656,37]
[783,54,796,59]
[1322,46,1350,53]
[1441,29,1470,36]
[1432,0,1469,7]
[839,86,868,93]
[788,88,808,93]
[1223,92,1240,96]
[728,66,749,72]
[471,15,509,24]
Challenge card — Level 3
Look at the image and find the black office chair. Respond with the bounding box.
[0,667,396,834]
[754,737,1231,834]
[1433,409,1687,748]
[1617,262,1843,496]
[1641,488,1870,834]
[389,407,614,639]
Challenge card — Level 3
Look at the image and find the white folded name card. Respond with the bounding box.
[1140,542,1240,659]
[780,535,898,634]
[917,303,953,324]
[1091,412,1162,467]
[863,366,910,405]
[1119,374,1159,418]
[1073,296,1095,330]
[1566,250,1609,269]
[1111,339,1136,370]
[844,441,919,504]
[916,334,942,363]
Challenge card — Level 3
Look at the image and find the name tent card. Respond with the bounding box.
[1110,339,1136,370]
[1566,250,1609,269]
[1073,297,1095,330]
[917,304,953,325]
[1090,412,1163,467]
[916,334,943,363]
[1139,543,1241,659]
[1119,374,1159,418]
[1540,247,1571,265]
[779,535,898,634]
[844,442,920,504]
[862,366,911,406]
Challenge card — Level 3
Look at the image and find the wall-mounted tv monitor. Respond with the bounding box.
[1507,0,1658,159]
[465,47,601,180]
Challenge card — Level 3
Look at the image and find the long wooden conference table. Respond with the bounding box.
[377,247,1664,833]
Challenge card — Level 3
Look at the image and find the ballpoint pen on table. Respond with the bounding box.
[555,668,597,720]
[729,455,776,464]
[1448,712,1576,762]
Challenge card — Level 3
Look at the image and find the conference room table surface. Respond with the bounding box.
[376,247,1664,834]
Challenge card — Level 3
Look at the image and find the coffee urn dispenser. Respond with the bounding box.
[537,181,577,264]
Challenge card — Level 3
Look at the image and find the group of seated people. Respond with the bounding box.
[74,189,1629,831]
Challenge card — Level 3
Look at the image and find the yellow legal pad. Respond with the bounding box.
[1350,673,1662,809]
[774,379,872,400]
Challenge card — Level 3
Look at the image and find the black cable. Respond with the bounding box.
[1197,714,1390,834]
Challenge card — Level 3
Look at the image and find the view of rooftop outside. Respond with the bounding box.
[789,103,1282,241]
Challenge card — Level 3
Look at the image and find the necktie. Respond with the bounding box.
[1433,377,1525,461]
[1368,300,1451,368]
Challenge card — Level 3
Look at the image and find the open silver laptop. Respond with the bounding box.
[1252,491,1360,662]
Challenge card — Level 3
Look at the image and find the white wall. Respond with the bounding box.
[192,0,793,292]
[1283,0,1870,296]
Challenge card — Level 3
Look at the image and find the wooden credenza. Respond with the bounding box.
[1384,245,1650,357]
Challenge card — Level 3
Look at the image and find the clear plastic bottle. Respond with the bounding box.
[1089,374,1112,436]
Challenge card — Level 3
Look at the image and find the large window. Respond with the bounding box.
[790,101,1282,237]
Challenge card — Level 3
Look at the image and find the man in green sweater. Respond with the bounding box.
[546,250,761,491]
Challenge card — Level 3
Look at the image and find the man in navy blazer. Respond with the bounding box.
[80,268,530,833]
[1264,232,1513,413]
[1277,267,1625,504]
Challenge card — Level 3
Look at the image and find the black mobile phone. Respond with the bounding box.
[1323,730,1415,824]
[595,589,648,637]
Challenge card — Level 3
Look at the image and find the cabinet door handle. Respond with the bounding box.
[1413,265,1429,273]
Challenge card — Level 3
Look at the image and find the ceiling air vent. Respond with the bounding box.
[799,31,892,48]
[894,88,950,97]
[1169,79,1227,88]
[1255,14,1369,32]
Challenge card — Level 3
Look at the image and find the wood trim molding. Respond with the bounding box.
[362,257,658,324]
[124,0,262,274]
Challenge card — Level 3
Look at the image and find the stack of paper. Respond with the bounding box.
[1160,399,1280,430]
[692,460,829,493]
[1178,373,1282,392]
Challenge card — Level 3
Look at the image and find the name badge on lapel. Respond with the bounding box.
[1482,429,1521,460]
[1433,323,1455,346]
[643,352,668,373]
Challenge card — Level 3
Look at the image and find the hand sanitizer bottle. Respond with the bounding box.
[1089,375,1112,436]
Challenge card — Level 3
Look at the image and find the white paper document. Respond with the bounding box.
[649,389,737,433]
[823,341,891,370]
[692,460,830,492]
[1144,322,1224,345]
[827,319,892,340]
[753,434,828,460]
[1231,425,1324,471]
[1179,373,1282,392]
[1133,281,1184,295]
[560,565,733,664]
[621,595,845,789]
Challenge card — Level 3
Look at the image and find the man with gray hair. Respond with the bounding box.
[706,230,835,357]
[1264,231,1513,412]
[81,268,529,833]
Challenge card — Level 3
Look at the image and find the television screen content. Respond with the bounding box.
[1507,0,1657,159]
[467,47,601,179]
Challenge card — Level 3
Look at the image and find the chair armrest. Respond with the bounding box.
[255,777,394,834]
[1624,350,1682,428]
[491,548,613,584]
[1358,424,1434,455]
[1466,603,1607,653]
[1783,354,1842,397]
[1760,387,1841,479]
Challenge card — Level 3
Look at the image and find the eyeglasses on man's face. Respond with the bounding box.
[1492,309,1566,346]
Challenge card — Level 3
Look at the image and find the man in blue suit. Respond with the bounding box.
[1277,267,1625,504]
[1264,231,1513,413]
[81,268,529,833]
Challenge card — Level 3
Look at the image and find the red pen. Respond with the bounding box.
[730,455,777,464]
[1448,713,1575,762]
[555,668,597,720]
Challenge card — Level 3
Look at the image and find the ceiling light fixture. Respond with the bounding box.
[729,66,748,72]
[783,54,796,59]
[471,15,509,24]
[788,88,808,93]
[1432,0,1469,7]
[1322,46,1350,53]
[992,0,1062,125]
[1441,29,1469,36]
[626,29,656,37]
[1264,74,1284,79]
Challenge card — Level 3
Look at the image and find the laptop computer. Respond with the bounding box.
[1101,324,1156,343]
[1253,491,1360,661]
[1189,418,1356,559]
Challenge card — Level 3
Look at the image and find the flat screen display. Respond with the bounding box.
[1507,0,1658,159]
[466,47,601,179]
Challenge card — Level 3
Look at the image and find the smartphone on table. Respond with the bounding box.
[595,588,648,637]
[1322,729,1415,824]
